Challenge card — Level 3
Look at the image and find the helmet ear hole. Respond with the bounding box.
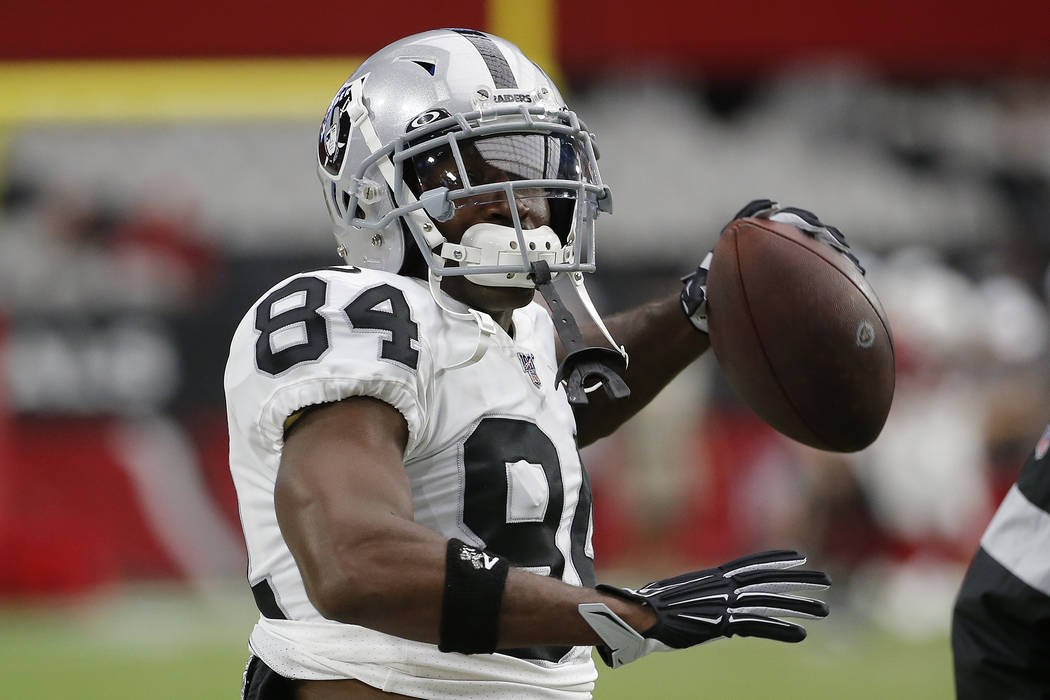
[340,191,367,221]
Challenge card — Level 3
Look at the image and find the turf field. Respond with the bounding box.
[0,586,953,699]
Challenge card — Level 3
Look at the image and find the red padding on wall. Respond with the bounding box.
[0,1,486,60]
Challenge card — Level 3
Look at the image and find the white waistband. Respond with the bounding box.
[250,617,596,700]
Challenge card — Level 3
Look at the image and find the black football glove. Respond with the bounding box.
[579,550,831,668]
[680,199,861,334]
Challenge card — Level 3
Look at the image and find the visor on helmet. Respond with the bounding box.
[406,132,597,241]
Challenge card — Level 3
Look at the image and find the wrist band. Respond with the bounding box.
[439,538,510,654]
[680,251,713,334]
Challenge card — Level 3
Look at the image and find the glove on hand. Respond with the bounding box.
[579,549,831,668]
[680,199,861,334]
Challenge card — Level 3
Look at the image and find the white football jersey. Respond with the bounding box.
[225,266,597,699]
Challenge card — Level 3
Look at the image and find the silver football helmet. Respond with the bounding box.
[316,28,612,287]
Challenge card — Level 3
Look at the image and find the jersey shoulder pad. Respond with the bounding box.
[224,266,432,453]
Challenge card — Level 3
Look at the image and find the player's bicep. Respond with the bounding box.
[274,397,412,608]
[277,396,412,522]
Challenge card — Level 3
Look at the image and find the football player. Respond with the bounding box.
[229,29,833,700]
[952,421,1050,697]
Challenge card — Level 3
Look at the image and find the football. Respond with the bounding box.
[706,216,895,452]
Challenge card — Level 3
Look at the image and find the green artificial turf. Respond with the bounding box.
[0,587,953,700]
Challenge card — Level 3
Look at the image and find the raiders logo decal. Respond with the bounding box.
[324,119,340,157]
[319,75,367,177]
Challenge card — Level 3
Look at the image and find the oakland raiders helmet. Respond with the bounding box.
[317,28,611,287]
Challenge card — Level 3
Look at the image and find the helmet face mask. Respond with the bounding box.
[316,29,611,285]
[406,132,590,235]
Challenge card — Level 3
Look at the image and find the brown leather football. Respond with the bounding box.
[706,216,895,452]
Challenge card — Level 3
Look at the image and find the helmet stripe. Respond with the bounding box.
[449,28,518,89]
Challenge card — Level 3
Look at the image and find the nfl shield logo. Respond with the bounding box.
[1036,423,1050,461]
[517,352,542,388]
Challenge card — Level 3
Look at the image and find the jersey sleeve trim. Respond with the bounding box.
[283,409,306,433]
[259,374,424,456]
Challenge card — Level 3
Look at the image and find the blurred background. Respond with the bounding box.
[2,1,1050,698]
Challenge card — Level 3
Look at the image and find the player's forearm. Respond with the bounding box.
[573,292,709,446]
[499,568,656,648]
[305,519,447,637]
[299,517,653,648]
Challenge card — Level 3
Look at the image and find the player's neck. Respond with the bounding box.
[438,278,532,336]
[491,311,514,336]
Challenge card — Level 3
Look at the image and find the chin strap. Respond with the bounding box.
[530,261,630,405]
[428,268,500,372]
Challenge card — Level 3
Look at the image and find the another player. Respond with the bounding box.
[952,421,1050,698]
[228,29,835,699]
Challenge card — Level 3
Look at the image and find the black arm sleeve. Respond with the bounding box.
[952,547,1050,699]
[951,438,1050,700]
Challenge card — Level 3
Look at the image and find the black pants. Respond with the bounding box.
[242,656,296,700]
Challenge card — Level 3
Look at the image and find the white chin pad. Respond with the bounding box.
[446,222,566,288]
